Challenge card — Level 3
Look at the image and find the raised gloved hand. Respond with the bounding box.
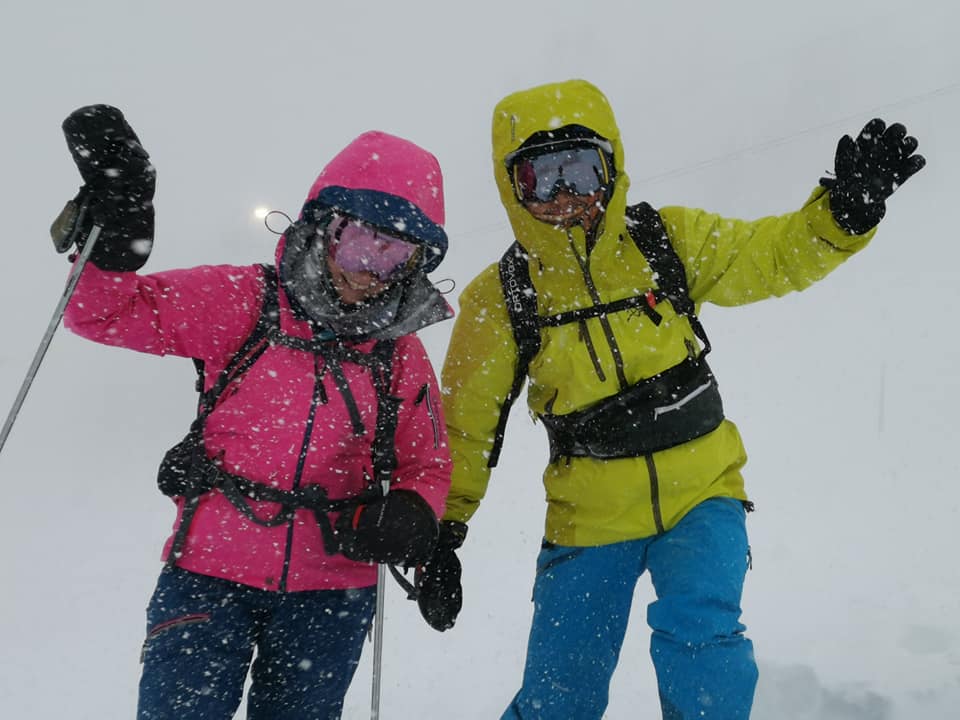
[336,489,439,566]
[820,118,925,235]
[50,104,156,271]
[415,520,467,631]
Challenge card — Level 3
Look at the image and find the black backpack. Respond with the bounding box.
[489,202,711,467]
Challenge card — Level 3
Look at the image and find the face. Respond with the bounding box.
[522,188,606,232]
[508,143,611,233]
[325,254,390,304]
[323,217,420,305]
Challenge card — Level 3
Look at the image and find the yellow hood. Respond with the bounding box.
[491,79,630,265]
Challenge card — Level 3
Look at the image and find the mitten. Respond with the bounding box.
[51,104,156,271]
[416,520,467,631]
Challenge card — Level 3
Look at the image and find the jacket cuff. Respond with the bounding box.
[804,186,876,252]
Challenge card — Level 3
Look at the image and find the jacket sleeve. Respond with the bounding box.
[660,186,876,307]
[439,264,520,525]
[63,263,264,363]
[388,334,453,519]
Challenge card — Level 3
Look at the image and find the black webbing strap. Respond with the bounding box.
[367,339,400,488]
[166,266,280,566]
[164,351,274,566]
[267,331,399,485]
[217,463,382,555]
[389,565,419,599]
[490,242,541,467]
[326,354,367,436]
[625,202,711,354]
[192,264,280,410]
[540,292,664,328]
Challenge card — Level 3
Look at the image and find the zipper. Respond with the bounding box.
[146,613,210,639]
[415,383,441,449]
[279,354,325,592]
[141,613,211,662]
[536,547,586,576]
[644,453,665,534]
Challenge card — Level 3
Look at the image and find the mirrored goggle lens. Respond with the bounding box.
[513,147,609,202]
[328,219,419,281]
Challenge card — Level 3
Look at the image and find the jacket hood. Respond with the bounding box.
[300,130,447,272]
[275,131,453,341]
[491,79,630,264]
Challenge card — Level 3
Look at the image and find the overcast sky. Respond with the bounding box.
[1,2,958,718]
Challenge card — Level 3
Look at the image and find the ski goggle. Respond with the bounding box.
[510,146,611,203]
[326,217,420,282]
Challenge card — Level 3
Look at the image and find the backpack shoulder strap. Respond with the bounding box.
[194,264,280,415]
[625,203,711,354]
[624,203,691,314]
[490,242,540,468]
[163,265,280,566]
[368,338,400,489]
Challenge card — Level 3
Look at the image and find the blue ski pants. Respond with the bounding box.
[502,497,757,720]
[136,567,375,720]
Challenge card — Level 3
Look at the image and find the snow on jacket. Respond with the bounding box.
[440,79,876,545]
[65,133,453,591]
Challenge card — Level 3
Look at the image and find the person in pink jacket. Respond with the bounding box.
[53,105,453,720]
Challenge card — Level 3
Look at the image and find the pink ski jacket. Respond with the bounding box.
[65,132,452,592]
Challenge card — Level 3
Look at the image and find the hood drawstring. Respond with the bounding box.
[566,229,628,390]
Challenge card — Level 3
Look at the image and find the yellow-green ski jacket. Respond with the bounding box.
[441,79,874,546]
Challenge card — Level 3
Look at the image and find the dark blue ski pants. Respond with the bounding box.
[136,567,375,720]
[502,497,757,719]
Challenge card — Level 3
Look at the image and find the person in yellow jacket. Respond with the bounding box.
[416,79,925,719]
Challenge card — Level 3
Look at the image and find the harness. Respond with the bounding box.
[157,264,400,568]
[492,202,725,466]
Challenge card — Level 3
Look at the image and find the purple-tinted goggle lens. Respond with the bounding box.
[512,146,609,203]
[328,218,419,281]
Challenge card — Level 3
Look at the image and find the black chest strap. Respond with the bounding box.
[267,331,400,487]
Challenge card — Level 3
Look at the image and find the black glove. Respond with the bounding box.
[51,104,156,271]
[415,520,467,631]
[336,489,439,566]
[820,118,925,235]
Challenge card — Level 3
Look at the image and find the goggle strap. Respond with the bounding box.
[503,136,614,168]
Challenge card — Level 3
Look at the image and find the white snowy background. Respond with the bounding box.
[1,1,958,718]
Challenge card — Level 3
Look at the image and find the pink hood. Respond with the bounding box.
[276,130,453,341]
[305,130,445,225]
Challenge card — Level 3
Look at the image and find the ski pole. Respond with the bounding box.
[370,561,387,719]
[0,224,102,457]
[370,477,391,720]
